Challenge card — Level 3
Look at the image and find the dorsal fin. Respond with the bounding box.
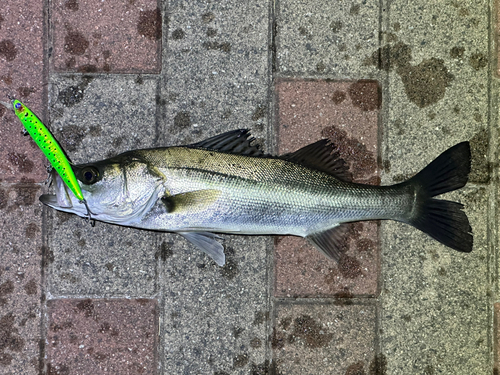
[280,140,352,182]
[189,129,263,156]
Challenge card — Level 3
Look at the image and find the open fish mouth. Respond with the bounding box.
[39,171,88,217]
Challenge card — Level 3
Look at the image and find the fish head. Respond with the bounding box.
[40,153,164,224]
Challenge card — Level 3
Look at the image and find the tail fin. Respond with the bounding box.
[404,142,473,253]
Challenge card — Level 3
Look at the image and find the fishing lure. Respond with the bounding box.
[1,98,93,217]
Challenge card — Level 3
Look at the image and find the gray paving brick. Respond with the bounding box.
[159,0,270,145]
[46,214,158,297]
[45,75,159,297]
[276,0,380,77]
[161,236,270,374]
[380,187,490,373]
[48,75,158,164]
[376,1,491,372]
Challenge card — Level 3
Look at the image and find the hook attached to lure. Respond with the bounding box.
[1,97,95,220]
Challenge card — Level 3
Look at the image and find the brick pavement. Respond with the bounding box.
[0,0,494,374]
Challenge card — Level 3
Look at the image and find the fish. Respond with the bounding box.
[40,129,473,266]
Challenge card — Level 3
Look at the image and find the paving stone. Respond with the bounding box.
[377,1,491,372]
[276,0,379,76]
[46,212,158,297]
[46,298,158,374]
[51,0,161,73]
[0,184,43,374]
[0,1,47,183]
[273,302,378,374]
[373,0,488,184]
[275,79,380,297]
[48,75,158,164]
[380,187,490,373]
[44,75,158,297]
[160,0,269,146]
[161,236,270,374]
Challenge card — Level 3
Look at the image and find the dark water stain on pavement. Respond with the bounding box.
[469,52,487,70]
[345,361,365,375]
[0,312,25,366]
[286,314,333,348]
[203,41,231,53]
[321,125,378,184]
[58,76,93,107]
[55,125,85,152]
[7,152,34,173]
[366,42,453,108]
[65,0,79,11]
[137,8,162,40]
[469,127,490,183]
[0,39,17,61]
[75,299,96,319]
[348,80,381,111]
[64,31,89,56]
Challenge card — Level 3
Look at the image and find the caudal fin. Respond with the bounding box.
[405,142,473,253]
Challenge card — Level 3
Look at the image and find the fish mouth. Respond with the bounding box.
[39,171,88,217]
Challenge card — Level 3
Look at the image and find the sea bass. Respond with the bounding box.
[40,129,473,266]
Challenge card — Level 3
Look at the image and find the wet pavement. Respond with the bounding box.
[0,0,495,374]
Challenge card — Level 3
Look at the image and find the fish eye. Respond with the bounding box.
[80,166,100,184]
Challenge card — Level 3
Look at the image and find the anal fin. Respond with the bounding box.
[306,224,350,262]
[178,231,225,266]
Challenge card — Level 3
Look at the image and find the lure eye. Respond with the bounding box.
[15,102,22,110]
[80,166,100,185]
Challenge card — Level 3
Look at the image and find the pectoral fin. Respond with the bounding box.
[306,224,350,262]
[179,231,225,266]
[162,189,221,213]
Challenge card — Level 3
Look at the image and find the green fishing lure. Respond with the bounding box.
[3,98,92,217]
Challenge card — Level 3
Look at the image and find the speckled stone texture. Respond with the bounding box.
[275,79,380,297]
[51,0,161,73]
[0,184,43,374]
[160,0,269,146]
[46,298,158,374]
[0,1,47,183]
[276,0,379,76]
[47,75,158,163]
[161,236,271,374]
[273,303,378,374]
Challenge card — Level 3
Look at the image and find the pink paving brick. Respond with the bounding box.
[47,298,158,374]
[51,0,161,73]
[0,1,48,183]
[275,79,380,297]
[0,184,43,374]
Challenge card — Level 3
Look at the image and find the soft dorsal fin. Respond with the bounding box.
[189,129,263,156]
[281,140,352,182]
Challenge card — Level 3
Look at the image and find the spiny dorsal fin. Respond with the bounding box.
[161,189,222,213]
[306,224,351,262]
[189,129,263,156]
[281,140,352,182]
